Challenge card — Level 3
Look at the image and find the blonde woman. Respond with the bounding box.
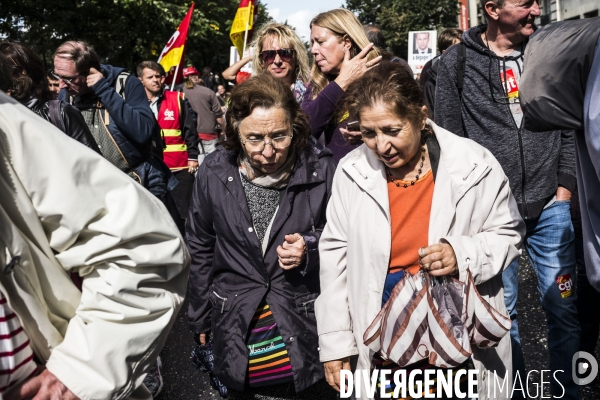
[302,8,382,162]
[222,23,310,104]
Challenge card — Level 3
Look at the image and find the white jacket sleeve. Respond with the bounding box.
[315,167,359,362]
[443,157,524,286]
[4,98,189,400]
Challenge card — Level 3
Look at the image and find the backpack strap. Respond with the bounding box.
[455,42,469,137]
[115,71,131,100]
[48,100,67,133]
[456,42,467,101]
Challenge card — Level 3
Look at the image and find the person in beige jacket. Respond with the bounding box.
[0,90,189,399]
[315,62,524,399]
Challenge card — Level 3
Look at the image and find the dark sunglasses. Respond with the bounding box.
[259,48,294,64]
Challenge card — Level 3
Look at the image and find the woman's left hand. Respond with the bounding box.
[277,233,306,270]
[418,243,458,276]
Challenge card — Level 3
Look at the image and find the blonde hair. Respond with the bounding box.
[250,22,310,84]
[309,8,380,99]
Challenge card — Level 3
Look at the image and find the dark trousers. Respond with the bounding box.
[171,170,195,221]
[575,235,600,356]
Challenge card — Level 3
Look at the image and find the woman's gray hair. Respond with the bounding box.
[222,74,311,153]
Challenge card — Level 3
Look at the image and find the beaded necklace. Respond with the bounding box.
[386,140,427,189]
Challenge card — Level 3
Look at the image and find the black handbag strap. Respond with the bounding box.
[48,100,66,133]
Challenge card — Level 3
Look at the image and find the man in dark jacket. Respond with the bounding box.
[54,41,177,203]
[520,17,600,375]
[434,1,579,398]
[138,61,199,220]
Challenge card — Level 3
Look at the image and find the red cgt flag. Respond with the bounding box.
[158,3,195,86]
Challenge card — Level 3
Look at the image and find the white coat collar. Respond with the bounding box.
[340,120,491,230]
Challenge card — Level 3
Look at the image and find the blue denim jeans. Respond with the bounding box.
[503,200,580,399]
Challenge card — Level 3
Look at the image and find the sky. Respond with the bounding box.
[260,0,347,42]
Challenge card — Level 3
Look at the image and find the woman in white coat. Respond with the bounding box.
[315,62,525,399]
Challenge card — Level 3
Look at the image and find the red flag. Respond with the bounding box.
[158,3,195,86]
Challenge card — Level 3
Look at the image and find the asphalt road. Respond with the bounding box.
[158,256,600,399]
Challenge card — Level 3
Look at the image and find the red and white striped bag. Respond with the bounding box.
[363,269,510,367]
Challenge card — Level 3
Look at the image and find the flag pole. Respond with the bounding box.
[242,20,250,56]
[170,62,181,91]
[242,3,253,56]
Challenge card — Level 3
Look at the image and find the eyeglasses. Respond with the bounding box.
[240,133,294,152]
[259,49,294,64]
[49,70,80,85]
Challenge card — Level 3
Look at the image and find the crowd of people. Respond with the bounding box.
[0,1,598,399]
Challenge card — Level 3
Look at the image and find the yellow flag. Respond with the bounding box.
[230,0,258,57]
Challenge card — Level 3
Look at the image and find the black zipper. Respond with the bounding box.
[516,127,528,219]
[498,56,528,218]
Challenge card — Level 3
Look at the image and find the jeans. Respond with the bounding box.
[503,200,580,399]
[198,138,218,165]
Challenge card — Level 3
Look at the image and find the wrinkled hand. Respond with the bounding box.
[418,243,458,276]
[339,127,363,145]
[4,369,79,400]
[556,186,571,201]
[335,43,382,90]
[188,160,199,174]
[276,233,306,270]
[324,357,351,392]
[86,67,104,88]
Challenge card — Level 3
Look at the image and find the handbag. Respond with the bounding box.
[363,269,511,368]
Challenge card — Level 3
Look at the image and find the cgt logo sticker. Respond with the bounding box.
[556,273,573,298]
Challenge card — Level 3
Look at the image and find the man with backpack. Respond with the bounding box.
[434,1,578,398]
[54,41,177,206]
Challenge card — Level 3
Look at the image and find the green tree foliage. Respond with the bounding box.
[0,0,272,76]
[346,0,460,59]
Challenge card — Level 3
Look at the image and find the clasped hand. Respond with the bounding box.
[418,243,458,276]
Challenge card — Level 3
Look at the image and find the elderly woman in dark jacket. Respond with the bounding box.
[187,74,335,395]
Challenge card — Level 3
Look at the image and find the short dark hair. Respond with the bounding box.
[364,24,387,49]
[222,74,310,154]
[137,61,165,77]
[54,41,101,75]
[340,61,426,131]
[438,28,463,52]
[0,54,13,92]
[0,42,52,103]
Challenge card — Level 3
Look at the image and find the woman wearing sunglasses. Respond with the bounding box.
[302,8,382,163]
[187,74,336,398]
[222,23,310,105]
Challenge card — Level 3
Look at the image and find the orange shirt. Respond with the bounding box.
[387,169,434,275]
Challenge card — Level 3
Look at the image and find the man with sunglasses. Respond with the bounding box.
[434,1,578,399]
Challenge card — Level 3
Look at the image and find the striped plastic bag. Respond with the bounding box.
[363,269,510,367]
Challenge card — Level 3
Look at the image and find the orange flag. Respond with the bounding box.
[158,3,195,86]
[230,0,259,57]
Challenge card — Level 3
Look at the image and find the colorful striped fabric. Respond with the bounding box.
[0,291,38,394]
[246,302,293,387]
